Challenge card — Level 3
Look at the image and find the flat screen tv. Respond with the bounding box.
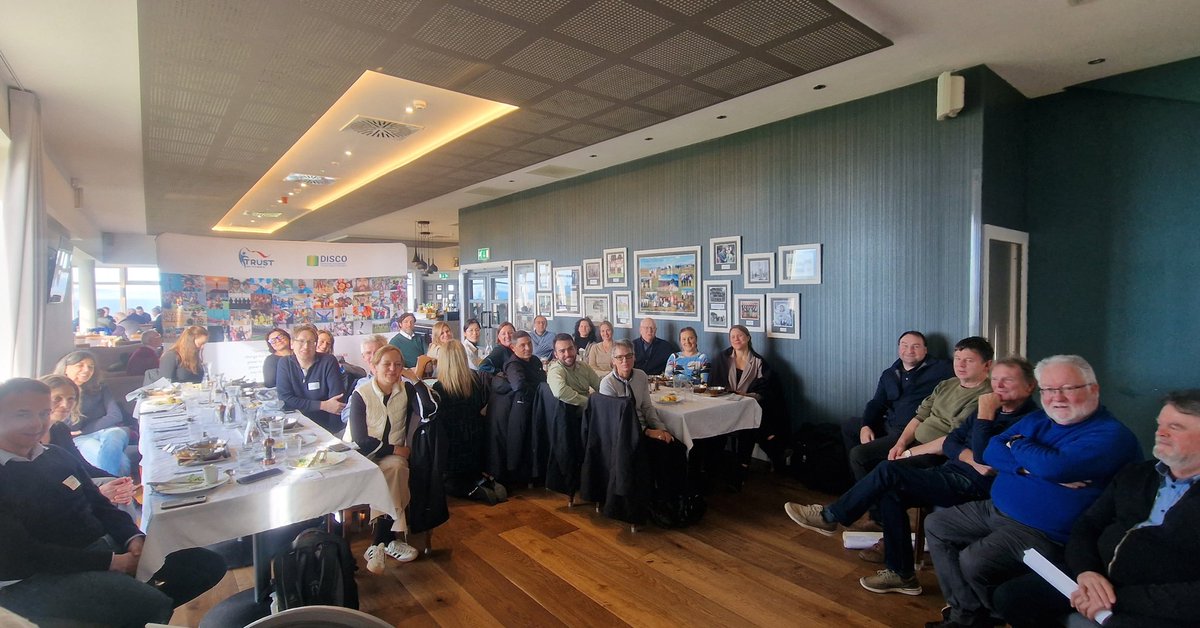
[48,246,72,304]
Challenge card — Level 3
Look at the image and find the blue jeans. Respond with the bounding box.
[74,427,131,476]
[0,537,225,627]
[825,458,985,577]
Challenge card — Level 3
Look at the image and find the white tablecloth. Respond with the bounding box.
[136,406,394,579]
[651,391,762,450]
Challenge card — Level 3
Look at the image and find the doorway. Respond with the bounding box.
[981,225,1028,359]
[462,266,510,350]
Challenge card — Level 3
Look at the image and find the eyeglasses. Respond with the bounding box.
[268,336,286,343]
[612,353,635,361]
[1040,384,1093,396]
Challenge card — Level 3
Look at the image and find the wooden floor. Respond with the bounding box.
[172,470,945,627]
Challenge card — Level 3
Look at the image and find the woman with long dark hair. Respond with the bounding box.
[709,325,789,485]
[53,351,131,476]
[572,317,597,353]
[159,325,208,383]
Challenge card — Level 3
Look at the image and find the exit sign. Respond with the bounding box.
[439,273,449,280]
[477,247,490,261]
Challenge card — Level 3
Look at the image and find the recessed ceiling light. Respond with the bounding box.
[300,183,308,188]
[287,192,294,196]
[813,84,827,90]
[1087,58,1106,65]
[589,154,597,158]
[344,150,353,156]
[405,105,414,114]
[644,137,653,141]
[716,115,727,119]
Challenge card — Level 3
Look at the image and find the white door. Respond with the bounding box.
[981,225,1029,359]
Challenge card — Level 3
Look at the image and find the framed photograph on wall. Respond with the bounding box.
[583,258,603,290]
[779,243,822,285]
[536,260,552,291]
[582,293,611,324]
[734,293,765,332]
[553,266,581,316]
[633,246,701,321]
[743,252,775,289]
[703,280,732,333]
[766,292,801,339]
[512,259,537,330]
[603,247,627,288]
[709,236,741,276]
[536,292,554,318]
[613,290,633,328]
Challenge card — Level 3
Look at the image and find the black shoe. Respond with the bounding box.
[924,616,994,628]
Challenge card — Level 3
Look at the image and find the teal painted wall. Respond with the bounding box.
[1026,84,1200,449]
[462,73,989,428]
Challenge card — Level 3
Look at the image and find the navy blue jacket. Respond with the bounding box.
[277,353,346,434]
[859,357,954,432]
[940,397,1039,495]
[633,337,678,376]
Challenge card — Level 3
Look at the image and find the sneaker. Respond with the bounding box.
[384,540,419,563]
[858,539,885,563]
[860,569,922,596]
[364,544,386,575]
[784,503,837,536]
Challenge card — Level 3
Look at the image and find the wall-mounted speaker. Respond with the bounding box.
[937,71,965,121]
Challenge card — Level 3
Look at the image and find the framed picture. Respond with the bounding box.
[512,259,537,330]
[536,260,552,292]
[613,290,633,328]
[603,247,627,288]
[633,246,701,321]
[703,280,732,333]
[536,292,554,318]
[709,236,741,276]
[744,252,775,289]
[553,266,581,316]
[779,243,822,285]
[766,292,801,339]
[583,258,603,290]
[734,293,765,332]
[582,293,611,324]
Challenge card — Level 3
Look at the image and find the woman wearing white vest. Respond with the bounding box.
[346,344,420,574]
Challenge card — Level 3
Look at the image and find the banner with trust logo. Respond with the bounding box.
[156,233,406,278]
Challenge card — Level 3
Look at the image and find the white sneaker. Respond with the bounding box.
[384,540,419,563]
[364,544,386,575]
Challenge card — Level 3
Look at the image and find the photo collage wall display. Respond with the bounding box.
[161,273,408,342]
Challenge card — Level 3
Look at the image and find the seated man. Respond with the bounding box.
[530,315,556,362]
[0,378,225,626]
[993,389,1200,628]
[924,355,1142,628]
[633,317,678,376]
[785,357,1039,596]
[388,313,427,370]
[547,333,601,411]
[876,336,996,476]
[277,324,346,435]
[340,334,388,426]
[844,331,954,480]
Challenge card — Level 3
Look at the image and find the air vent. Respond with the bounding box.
[284,173,338,186]
[341,115,424,141]
[243,210,284,219]
[526,165,586,179]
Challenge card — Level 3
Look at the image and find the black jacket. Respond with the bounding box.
[537,382,583,497]
[633,337,677,376]
[709,347,789,443]
[433,373,489,478]
[403,381,448,534]
[580,393,650,524]
[1066,460,1200,628]
[860,357,955,432]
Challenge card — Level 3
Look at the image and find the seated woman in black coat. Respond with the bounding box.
[709,325,789,483]
[262,328,292,387]
[53,351,130,477]
[431,340,491,498]
[479,322,515,374]
[159,325,208,384]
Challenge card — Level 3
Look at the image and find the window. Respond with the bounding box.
[72,265,163,325]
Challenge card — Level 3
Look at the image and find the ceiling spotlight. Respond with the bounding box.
[589,154,597,158]
[287,192,294,196]
[813,84,827,90]
[344,150,352,156]
[1087,58,1106,65]
[405,105,414,114]
[644,137,654,141]
[300,183,308,188]
[716,115,727,119]
[413,99,427,110]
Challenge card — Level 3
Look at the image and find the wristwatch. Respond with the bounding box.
[901,450,912,458]
[1006,434,1025,448]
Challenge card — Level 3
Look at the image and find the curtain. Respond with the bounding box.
[1,88,46,380]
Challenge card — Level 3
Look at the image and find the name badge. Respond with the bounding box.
[308,382,320,391]
[63,475,81,491]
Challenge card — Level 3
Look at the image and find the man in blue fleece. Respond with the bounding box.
[923,355,1142,628]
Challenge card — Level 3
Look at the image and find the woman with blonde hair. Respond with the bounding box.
[584,320,617,375]
[432,340,490,498]
[424,321,456,377]
[39,375,137,506]
[159,325,208,383]
[53,351,130,476]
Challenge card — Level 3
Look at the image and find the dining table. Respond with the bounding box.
[650,388,762,450]
[135,394,395,597]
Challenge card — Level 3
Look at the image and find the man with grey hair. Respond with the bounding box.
[993,389,1200,628]
[341,334,389,425]
[529,315,555,362]
[923,355,1142,628]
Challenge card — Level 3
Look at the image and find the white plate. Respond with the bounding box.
[655,395,684,404]
[272,433,318,449]
[287,450,348,470]
[151,474,230,495]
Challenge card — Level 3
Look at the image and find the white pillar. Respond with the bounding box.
[77,253,97,331]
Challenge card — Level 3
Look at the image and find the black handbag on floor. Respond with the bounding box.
[272,527,359,610]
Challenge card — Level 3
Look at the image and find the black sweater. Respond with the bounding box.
[1066,460,1200,627]
[0,446,141,580]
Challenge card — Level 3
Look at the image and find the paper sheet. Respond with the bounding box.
[1021,548,1112,624]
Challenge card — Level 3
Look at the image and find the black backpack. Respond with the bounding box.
[272,527,359,610]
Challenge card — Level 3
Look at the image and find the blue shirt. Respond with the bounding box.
[530,330,555,361]
[1137,461,1200,528]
